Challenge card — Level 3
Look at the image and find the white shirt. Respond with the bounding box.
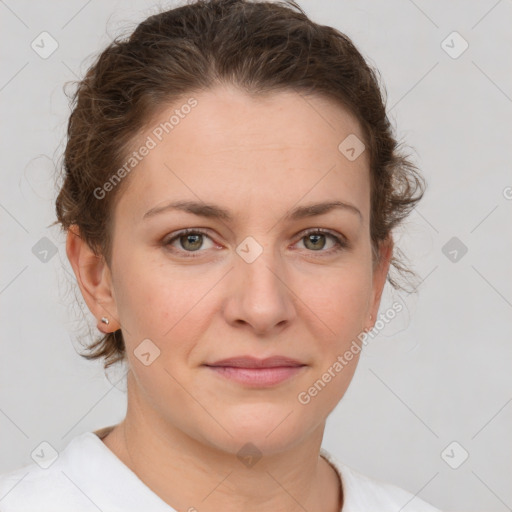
[0,430,441,511]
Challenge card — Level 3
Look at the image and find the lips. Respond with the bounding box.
[204,356,307,387]
[204,356,305,369]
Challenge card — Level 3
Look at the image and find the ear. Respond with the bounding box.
[366,236,393,330]
[66,225,120,334]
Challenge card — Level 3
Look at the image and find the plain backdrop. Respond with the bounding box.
[1,1,511,511]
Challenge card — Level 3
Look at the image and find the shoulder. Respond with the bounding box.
[0,430,173,512]
[0,433,105,512]
[320,448,442,512]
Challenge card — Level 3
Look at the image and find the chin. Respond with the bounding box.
[197,402,319,457]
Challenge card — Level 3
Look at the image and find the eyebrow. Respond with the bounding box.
[142,199,362,223]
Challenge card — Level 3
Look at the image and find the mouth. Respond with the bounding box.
[203,356,307,387]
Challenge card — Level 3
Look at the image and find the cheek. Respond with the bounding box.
[296,260,373,341]
[111,251,221,347]
[292,265,372,415]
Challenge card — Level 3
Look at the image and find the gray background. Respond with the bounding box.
[1,1,511,511]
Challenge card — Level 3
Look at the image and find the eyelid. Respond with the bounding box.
[296,227,348,244]
[162,228,213,246]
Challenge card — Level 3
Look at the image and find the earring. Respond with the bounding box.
[366,314,373,332]
[101,317,110,325]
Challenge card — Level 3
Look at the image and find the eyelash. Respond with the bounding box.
[162,228,348,258]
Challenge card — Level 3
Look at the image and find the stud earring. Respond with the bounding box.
[101,317,110,325]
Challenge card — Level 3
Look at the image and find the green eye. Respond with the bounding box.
[297,229,347,253]
[303,233,327,250]
[163,227,348,259]
[164,229,215,256]
[178,233,204,251]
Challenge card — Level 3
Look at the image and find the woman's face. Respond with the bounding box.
[104,85,390,454]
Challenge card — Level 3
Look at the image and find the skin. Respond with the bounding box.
[67,84,392,512]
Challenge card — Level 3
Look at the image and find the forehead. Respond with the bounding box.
[164,85,365,152]
[115,85,370,224]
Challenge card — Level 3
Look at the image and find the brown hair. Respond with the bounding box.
[55,0,425,368]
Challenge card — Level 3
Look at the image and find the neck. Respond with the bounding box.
[102,371,342,512]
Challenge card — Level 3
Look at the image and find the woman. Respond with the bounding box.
[0,0,441,510]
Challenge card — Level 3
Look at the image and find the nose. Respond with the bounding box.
[222,245,297,336]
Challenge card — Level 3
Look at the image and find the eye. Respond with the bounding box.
[163,229,216,256]
[295,229,348,254]
[163,227,348,258]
